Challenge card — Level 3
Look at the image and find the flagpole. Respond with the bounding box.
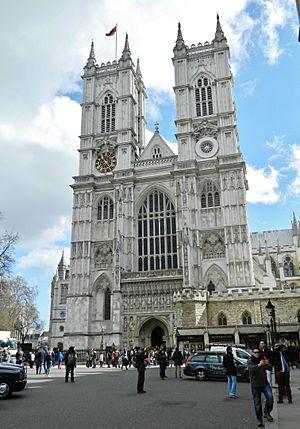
[115,23,118,61]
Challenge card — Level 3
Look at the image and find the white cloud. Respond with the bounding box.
[238,79,257,97]
[259,0,294,65]
[288,145,300,195]
[266,134,286,159]
[246,164,281,203]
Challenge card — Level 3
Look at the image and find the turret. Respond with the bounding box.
[83,41,97,75]
[57,251,67,280]
[213,14,227,46]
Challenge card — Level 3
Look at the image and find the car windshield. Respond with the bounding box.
[236,349,250,359]
[7,340,17,349]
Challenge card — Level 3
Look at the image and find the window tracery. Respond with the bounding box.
[138,190,177,271]
[97,196,114,221]
[218,312,227,326]
[101,93,116,133]
[283,256,295,277]
[195,76,213,117]
[242,311,252,325]
[201,181,220,208]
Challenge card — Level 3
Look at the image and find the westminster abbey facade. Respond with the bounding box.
[49,17,300,352]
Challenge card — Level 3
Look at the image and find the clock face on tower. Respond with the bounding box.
[95,152,117,173]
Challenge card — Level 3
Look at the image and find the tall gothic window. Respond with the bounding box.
[218,312,227,326]
[242,311,252,325]
[201,181,220,208]
[97,196,114,221]
[101,93,116,133]
[138,190,177,271]
[195,76,213,117]
[271,258,277,277]
[104,288,111,320]
[283,256,295,277]
[297,310,300,323]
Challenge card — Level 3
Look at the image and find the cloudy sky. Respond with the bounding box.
[1,0,299,325]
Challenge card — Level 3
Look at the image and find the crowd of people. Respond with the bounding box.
[2,337,299,426]
[222,339,299,428]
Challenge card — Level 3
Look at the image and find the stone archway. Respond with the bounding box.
[138,318,169,349]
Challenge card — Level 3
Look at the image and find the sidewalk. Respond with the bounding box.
[276,368,300,429]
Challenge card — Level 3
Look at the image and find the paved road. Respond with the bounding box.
[1,365,278,429]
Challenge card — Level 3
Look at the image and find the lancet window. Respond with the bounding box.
[242,311,252,325]
[218,312,227,326]
[97,196,114,221]
[101,93,116,133]
[283,256,295,277]
[138,190,177,271]
[201,181,220,208]
[195,76,213,117]
[104,288,111,320]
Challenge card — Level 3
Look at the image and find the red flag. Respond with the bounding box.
[106,25,117,37]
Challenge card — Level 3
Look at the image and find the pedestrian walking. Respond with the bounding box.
[222,346,238,398]
[65,346,77,382]
[259,340,273,386]
[248,347,274,427]
[16,347,24,365]
[134,346,147,393]
[157,347,168,380]
[273,342,293,404]
[57,350,64,369]
[172,346,183,378]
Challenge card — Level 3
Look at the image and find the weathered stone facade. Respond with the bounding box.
[49,18,300,352]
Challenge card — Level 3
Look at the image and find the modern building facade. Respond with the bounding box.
[49,18,300,352]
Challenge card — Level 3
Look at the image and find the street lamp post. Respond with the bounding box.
[265,299,277,346]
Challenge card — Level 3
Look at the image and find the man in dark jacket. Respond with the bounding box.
[273,342,292,404]
[222,346,237,398]
[64,346,77,383]
[135,346,147,394]
[248,348,274,427]
[172,346,184,378]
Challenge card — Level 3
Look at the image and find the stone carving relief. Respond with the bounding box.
[192,120,218,140]
[94,242,113,268]
[203,233,225,259]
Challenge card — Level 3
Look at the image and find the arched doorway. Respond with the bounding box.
[138,318,169,348]
[151,326,165,348]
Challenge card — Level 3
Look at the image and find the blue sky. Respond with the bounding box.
[0,0,299,326]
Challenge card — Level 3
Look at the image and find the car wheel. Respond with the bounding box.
[0,381,13,399]
[195,369,206,381]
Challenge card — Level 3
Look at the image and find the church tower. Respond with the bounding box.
[63,35,146,350]
[172,17,255,292]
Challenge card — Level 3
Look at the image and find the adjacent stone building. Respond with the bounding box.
[49,17,300,352]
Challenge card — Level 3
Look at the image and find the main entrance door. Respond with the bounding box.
[138,318,168,348]
[151,326,164,348]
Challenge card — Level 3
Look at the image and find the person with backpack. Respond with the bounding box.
[65,346,77,383]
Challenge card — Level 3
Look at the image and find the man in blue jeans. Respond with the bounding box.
[248,348,274,427]
[222,346,237,398]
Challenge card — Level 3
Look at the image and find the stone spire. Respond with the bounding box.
[173,22,186,56]
[292,212,298,236]
[85,40,97,68]
[264,240,270,260]
[136,57,142,78]
[120,33,132,62]
[213,14,227,45]
[57,250,66,280]
[154,121,159,133]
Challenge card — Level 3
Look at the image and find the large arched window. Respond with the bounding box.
[101,93,116,133]
[104,288,111,320]
[195,76,213,117]
[218,312,227,326]
[283,256,295,277]
[242,311,252,325]
[138,190,177,271]
[201,181,220,208]
[97,196,114,221]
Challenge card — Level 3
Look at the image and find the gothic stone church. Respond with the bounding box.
[49,18,300,352]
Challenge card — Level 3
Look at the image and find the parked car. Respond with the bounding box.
[0,362,27,399]
[209,344,251,364]
[183,351,249,382]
